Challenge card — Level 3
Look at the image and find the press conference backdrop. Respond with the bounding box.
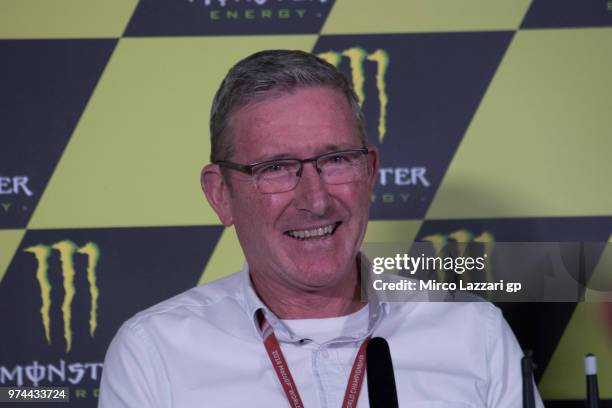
[0,1,611,406]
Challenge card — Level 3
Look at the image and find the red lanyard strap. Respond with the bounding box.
[262,317,369,408]
[341,338,368,408]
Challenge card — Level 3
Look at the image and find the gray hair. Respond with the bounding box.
[209,49,367,162]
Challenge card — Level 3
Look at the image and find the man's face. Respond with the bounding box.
[212,86,377,292]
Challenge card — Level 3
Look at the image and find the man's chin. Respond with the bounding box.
[283,255,355,286]
[289,270,350,292]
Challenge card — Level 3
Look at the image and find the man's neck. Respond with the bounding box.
[250,268,366,320]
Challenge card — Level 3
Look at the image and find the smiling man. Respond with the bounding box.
[206,83,375,320]
[99,50,544,407]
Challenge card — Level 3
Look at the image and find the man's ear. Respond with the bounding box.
[201,164,234,226]
[366,144,379,193]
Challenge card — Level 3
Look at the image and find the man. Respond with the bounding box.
[99,50,544,407]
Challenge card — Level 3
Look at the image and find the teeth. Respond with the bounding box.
[287,224,336,240]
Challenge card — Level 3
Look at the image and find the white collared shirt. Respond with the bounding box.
[99,264,544,407]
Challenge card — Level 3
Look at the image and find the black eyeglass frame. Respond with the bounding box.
[214,147,370,177]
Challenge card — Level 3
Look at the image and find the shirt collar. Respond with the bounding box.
[238,254,390,343]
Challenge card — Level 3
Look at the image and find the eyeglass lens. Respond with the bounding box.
[255,150,367,193]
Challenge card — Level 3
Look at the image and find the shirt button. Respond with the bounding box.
[320,349,330,359]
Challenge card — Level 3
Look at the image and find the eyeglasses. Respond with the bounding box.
[215,148,370,194]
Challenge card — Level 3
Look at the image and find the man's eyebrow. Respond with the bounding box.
[253,153,295,162]
[320,143,359,152]
[253,143,362,163]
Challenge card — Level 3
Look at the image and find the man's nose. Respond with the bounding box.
[292,162,330,215]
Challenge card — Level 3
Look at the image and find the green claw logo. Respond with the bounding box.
[24,241,100,353]
[318,47,390,144]
[421,230,496,293]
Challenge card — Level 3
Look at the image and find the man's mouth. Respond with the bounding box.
[284,222,341,240]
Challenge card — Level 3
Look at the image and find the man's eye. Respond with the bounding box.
[329,154,350,163]
[260,163,286,173]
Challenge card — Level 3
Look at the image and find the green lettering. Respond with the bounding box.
[279,9,290,19]
[261,9,272,18]
[227,10,239,19]
[383,193,394,203]
[210,10,220,20]
[245,9,255,19]
[296,9,306,18]
[1,202,10,211]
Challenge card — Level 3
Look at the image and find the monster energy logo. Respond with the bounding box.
[24,241,100,353]
[317,47,389,143]
[421,230,495,292]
